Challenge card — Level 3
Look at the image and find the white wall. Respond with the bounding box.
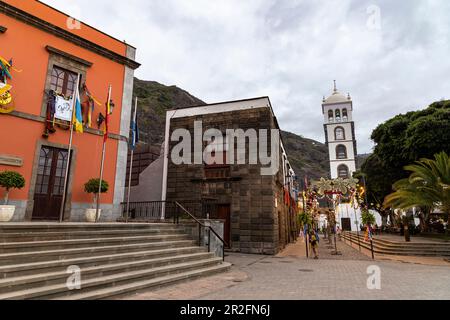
[128,155,164,202]
[335,203,382,231]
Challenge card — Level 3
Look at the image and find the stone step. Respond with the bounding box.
[0,258,226,300]
[0,252,215,294]
[342,234,450,257]
[0,234,190,253]
[344,234,450,250]
[0,228,186,243]
[0,246,205,278]
[0,223,176,233]
[362,236,450,248]
[0,240,197,265]
[59,262,232,300]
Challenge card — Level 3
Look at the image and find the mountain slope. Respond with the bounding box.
[132,77,334,180]
[280,131,330,180]
[133,78,205,145]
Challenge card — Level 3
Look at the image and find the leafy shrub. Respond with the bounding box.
[0,171,25,205]
[84,179,109,194]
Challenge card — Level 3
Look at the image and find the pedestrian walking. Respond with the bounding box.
[309,231,319,259]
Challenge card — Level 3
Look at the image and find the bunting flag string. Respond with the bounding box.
[0,55,20,113]
[82,84,101,128]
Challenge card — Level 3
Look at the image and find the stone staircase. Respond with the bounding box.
[0,223,231,300]
[342,232,450,257]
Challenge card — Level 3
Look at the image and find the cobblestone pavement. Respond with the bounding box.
[122,237,450,300]
[277,234,371,261]
[199,253,450,300]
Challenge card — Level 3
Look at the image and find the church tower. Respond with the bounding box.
[322,81,357,179]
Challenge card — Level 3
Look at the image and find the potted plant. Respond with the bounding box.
[84,178,109,222]
[0,171,25,222]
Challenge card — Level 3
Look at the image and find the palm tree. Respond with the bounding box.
[384,152,450,231]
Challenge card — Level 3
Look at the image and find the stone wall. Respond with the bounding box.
[166,107,297,255]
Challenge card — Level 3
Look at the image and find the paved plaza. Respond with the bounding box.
[123,236,450,300]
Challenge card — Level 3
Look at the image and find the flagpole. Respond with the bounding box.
[59,74,81,223]
[126,97,138,222]
[95,85,111,223]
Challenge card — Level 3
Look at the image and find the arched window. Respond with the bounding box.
[342,109,348,121]
[328,110,334,123]
[335,127,345,140]
[336,145,347,159]
[335,109,341,122]
[338,164,349,179]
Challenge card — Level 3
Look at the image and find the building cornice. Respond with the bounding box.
[5,110,128,142]
[330,159,356,163]
[324,121,355,126]
[46,45,93,68]
[327,140,357,144]
[0,1,140,70]
[322,101,353,114]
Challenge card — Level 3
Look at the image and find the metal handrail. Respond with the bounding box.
[175,201,227,261]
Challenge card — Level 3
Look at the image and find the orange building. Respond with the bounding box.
[0,0,140,221]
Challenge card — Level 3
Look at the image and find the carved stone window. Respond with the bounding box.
[338,164,349,179]
[335,109,341,122]
[41,46,91,117]
[342,108,348,121]
[328,110,334,123]
[336,145,347,159]
[335,127,345,140]
[50,66,78,96]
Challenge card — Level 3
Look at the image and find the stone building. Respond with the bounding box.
[162,97,299,254]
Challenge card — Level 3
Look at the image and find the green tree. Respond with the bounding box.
[297,212,312,228]
[84,179,109,207]
[0,171,25,205]
[360,100,450,224]
[361,210,376,226]
[384,152,450,227]
[354,160,392,227]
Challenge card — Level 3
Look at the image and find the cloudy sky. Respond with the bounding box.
[42,0,450,153]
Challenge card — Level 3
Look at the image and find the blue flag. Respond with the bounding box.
[130,116,139,150]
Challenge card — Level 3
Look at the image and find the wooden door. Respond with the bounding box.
[32,146,70,220]
[217,204,231,247]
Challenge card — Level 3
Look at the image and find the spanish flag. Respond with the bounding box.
[73,86,83,133]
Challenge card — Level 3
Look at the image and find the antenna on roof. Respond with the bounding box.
[333,80,337,93]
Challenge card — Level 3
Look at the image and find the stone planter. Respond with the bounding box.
[85,208,101,222]
[0,205,15,222]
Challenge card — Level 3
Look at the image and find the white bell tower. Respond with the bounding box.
[322,81,357,179]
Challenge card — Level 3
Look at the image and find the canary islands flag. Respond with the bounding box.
[73,87,83,133]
